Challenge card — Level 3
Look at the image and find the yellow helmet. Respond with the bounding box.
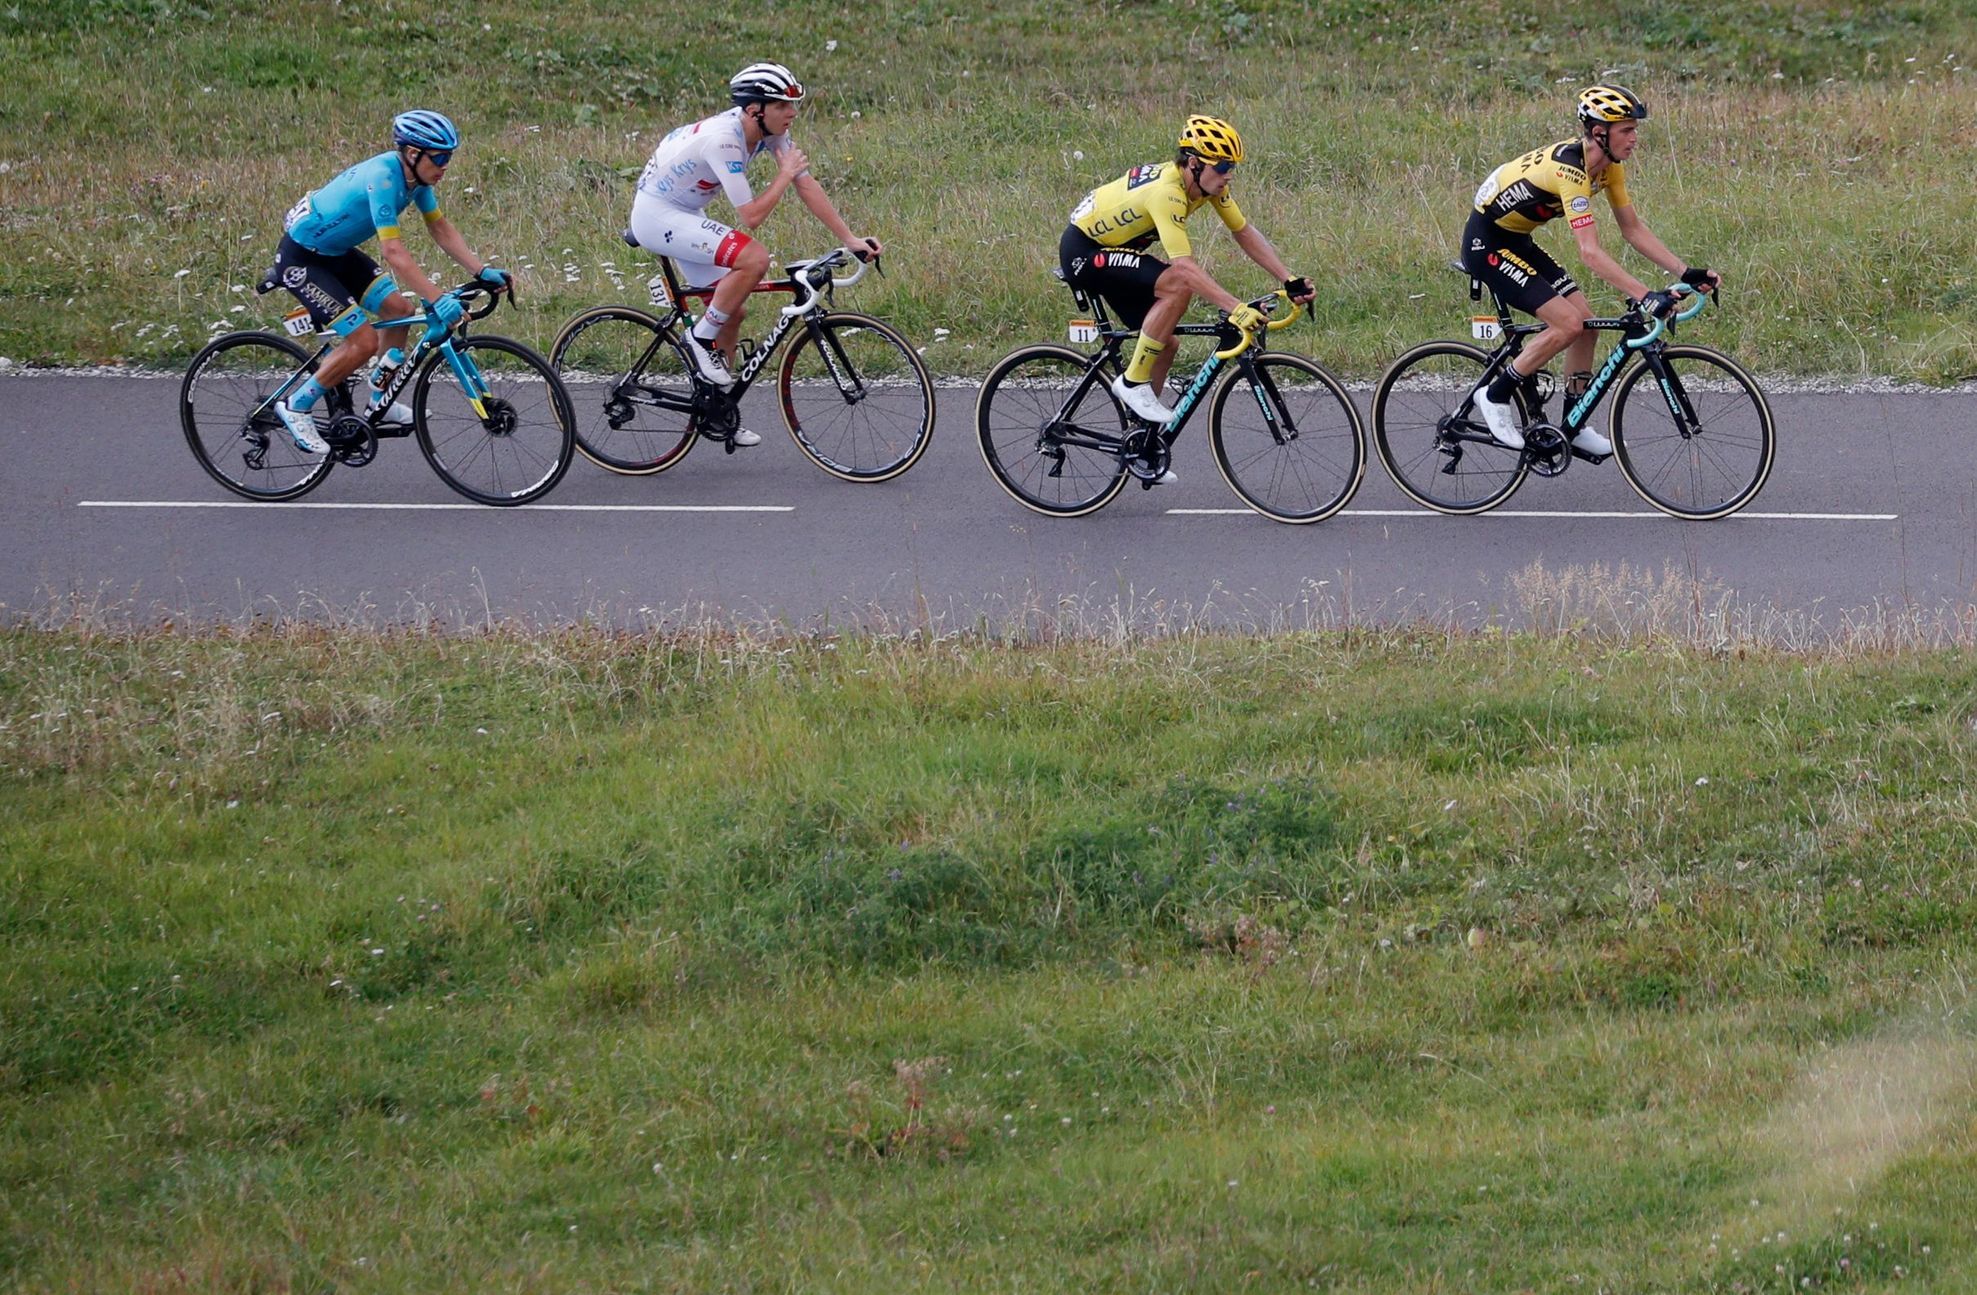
[1577,84,1648,128]
[1178,115,1244,164]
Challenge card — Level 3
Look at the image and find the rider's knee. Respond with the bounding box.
[731,237,771,277]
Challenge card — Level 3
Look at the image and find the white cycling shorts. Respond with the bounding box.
[628,196,755,289]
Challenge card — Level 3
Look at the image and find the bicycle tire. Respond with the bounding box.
[412,334,576,506]
[1610,344,1775,520]
[1207,352,1365,523]
[1371,341,1531,515]
[549,305,699,475]
[976,344,1131,517]
[179,331,335,502]
[778,312,935,482]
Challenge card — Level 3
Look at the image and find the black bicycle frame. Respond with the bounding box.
[619,259,854,422]
[1459,282,1698,441]
[1041,313,1271,458]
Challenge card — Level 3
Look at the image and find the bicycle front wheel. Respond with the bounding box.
[778,312,935,482]
[1372,341,1530,515]
[550,306,699,475]
[976,344,1130,517]
[179,331,334,501]
[413,335,576,506]
[1208,353,1365,523]
[1610,345,1775,520]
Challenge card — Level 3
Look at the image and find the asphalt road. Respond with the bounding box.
[2,373,1971,632]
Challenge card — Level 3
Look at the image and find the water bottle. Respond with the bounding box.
[366,348,405,409]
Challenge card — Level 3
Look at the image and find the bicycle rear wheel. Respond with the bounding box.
[1207,353,1365,523]
[179,331,334,501]
[1610,345,1775,520]
[1372,341,1530,515]
[549,306,698,475]
[413,335,576,506]
[778,312,935,481]
[976,344,1130,517]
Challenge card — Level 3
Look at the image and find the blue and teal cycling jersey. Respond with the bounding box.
[283,152,441,255]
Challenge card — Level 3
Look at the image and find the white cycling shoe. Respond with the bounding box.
[275,397,329,455]
[1471,390,1525,450]
[682,330,735,388]
[731,427,762,447]
[1110,374,1173,425]
[368,398,414,427]
[1570,427,1612,456]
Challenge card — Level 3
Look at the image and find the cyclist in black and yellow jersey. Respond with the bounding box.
[1464,84,1721,455]
[1061,116,1315,467]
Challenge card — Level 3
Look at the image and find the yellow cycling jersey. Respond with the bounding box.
[1472,139,1631,235]
[1068,161,1247,260]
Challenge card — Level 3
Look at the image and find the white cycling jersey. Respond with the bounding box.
[635,107,807,212]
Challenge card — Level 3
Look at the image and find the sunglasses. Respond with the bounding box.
[1208,159,1237,175]
[421,148,454,167]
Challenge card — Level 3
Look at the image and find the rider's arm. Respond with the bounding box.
[791,173,879,256]
[1611,204,1690,280]
[1571,216,1652,302]
[377,236,449,305]
[424,214,490,282]
[732,137,808,230]
[1231,223,1294,287]
[370,178,453,303]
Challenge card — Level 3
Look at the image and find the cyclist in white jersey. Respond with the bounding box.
[629,61,880,442]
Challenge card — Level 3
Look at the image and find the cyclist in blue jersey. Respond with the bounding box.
[270,110,511,454]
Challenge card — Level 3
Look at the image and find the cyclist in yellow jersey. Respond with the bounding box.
[1463,85,1721,455]
[1062,116,1315,462]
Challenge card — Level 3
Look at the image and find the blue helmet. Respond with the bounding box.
[392,110,459,152]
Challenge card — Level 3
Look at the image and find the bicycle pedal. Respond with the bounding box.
[1570,448,1611,465]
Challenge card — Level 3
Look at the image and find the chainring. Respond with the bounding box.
[1523,422,1570,478]
[1123,427,1170,482]
[326,413,378,466]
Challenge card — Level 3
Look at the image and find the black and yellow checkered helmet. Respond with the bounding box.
[1178,115,1245,164]
[1577,84,1649,128]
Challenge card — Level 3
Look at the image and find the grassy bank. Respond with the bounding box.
[2,0,1975,378]
[3,620,1975,1290]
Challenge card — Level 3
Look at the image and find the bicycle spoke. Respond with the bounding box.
[1209,354,1363,522]
[414,336,575,505]
[1612,347,1774,519]
[780,314,934,481]
[1372,342,1529,514]
[976,345,1130,516]
[179,332,335,502]
[550,307,697,474]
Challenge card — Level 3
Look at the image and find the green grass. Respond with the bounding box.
[3,0,1976,378]
[4,617,1976,1290]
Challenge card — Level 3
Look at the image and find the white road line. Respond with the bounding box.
[80,501,794,513]
[1168,508,1900,521]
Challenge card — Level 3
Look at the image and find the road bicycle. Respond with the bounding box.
[1371,272,1774,519]
[548,241,934,481]
[975,275,1364,522]
[180,280,576,506]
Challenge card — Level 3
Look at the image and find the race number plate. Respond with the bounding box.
[647,272,672,308]
[1068,318,1098,344]
[1470,315,1501,341]
[282,307,315,337]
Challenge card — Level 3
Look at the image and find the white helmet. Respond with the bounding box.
[729,62,805,106]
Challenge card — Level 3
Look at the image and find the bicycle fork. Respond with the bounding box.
[435,338,494,422]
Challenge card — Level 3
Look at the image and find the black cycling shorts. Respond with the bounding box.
[273,235,397,337]
[1059,225,1167,330]
[1462,213,1580,316]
